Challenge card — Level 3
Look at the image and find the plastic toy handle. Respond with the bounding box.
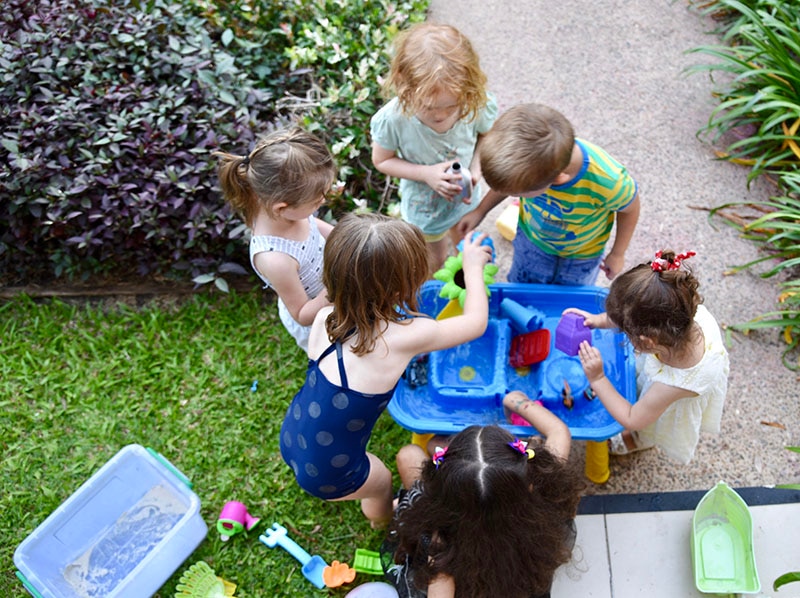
[145,447,193,489]
[259,524,312,566]
[16,571,44,598]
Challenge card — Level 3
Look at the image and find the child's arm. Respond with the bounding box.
[503,391,571,460]
[454,188,508,237]
[577,341,697,430]
[252,252,330,326]
[371,143,464,201]
[561,308,613,330]
[467,132,486,187]
[601,194,640,280]
[315,217,334,239]
[399,232,491,354]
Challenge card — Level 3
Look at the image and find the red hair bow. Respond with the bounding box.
[651,251,696,272]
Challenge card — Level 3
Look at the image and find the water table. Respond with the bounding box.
[388,281,638,482]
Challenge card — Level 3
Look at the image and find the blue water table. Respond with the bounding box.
[388,281,637,443]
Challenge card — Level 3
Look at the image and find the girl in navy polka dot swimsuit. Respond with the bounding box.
[280,213,493,528]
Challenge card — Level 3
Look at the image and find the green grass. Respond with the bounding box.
[0,292,410,597]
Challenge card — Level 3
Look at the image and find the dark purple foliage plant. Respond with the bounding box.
[0,0,273,284]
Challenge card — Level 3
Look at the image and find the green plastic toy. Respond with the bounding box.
[691,481,760,594]
[353,549,383,576]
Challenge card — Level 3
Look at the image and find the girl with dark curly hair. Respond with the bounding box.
[569,250,730,463]
[383,392,583,598]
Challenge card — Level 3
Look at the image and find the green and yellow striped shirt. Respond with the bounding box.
[518,139,638,258]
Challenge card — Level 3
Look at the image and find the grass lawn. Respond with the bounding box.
[0,292,410,597]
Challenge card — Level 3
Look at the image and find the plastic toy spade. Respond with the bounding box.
[259,523,328,589]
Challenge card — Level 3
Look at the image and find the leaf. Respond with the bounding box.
[214,277,230,293]
[774,571,800,591]
[192,274,216,284]
[1,138,19,154]
[221,29,234,47]
[218,90,236,106]
[218,262,248,275]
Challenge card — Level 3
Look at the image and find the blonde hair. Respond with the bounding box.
[383,22,488,122]
[481,103,575,194]
[213,127,336,227]
[323,213,429,355]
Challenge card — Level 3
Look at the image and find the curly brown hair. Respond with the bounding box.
[213,127,336,227]
[382,22,488,123]
[605,250,703,350]
[322,213,429,356]
[391,425,585,597]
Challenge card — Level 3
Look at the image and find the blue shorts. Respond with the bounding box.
[508,234,602,286]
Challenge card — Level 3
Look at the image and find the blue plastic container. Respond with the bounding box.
[14,444,207,598]
[389,282,636,440]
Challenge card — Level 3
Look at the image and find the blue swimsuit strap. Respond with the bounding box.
[317,340,350,389]
[334,341,348,388]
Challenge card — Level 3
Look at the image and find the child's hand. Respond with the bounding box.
[600,252,624,280]
[424,162,466,201]
[562,307,603,329]
[577,341,605,382]
[460,231,492,272]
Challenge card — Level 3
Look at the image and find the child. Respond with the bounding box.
[215,127,336,354]
[384,392,583,598]
[370,22,498,273]
[456,103,640,285]
[279,213,493,527]
[569,250,730,464]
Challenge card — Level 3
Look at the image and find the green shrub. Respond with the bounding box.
[195,0,428,216]
[712,171,800,368]
[689,0,800,369]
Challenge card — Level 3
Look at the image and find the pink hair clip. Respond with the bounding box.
[651,250,696,272]
[432,446,448,469]
[508,438,535,460]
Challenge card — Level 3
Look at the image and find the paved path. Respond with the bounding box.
[427,0,799,494]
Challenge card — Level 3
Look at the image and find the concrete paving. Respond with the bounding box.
[426,0,800,496]
[557,487,800,597]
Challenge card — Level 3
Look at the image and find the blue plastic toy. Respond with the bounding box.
[456,231,495,262]
[259,523,328,589]
[500,298,545,334]
[388,281,637,441]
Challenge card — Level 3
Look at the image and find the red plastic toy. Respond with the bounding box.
[509,329,551,367]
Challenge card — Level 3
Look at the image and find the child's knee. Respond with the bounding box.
[397,444,427,470]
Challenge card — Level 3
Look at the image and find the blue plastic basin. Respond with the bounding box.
[388,282,636,440]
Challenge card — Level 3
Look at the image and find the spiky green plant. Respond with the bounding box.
[687,0,800,181]
[711,172,800,368]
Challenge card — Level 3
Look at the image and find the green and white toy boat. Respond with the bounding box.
[691,481,760,594]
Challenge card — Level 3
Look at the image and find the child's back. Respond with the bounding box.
[280,213,493,527]
[384,423,583,598]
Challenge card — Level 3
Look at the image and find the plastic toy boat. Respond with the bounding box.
[390,282,637,440]
[691,481,760,594]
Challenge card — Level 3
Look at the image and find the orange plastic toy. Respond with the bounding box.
[323,560,357,588]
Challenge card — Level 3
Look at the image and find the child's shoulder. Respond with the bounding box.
[371,97,404,122]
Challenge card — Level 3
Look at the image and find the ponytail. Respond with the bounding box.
[214,150,260,227]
